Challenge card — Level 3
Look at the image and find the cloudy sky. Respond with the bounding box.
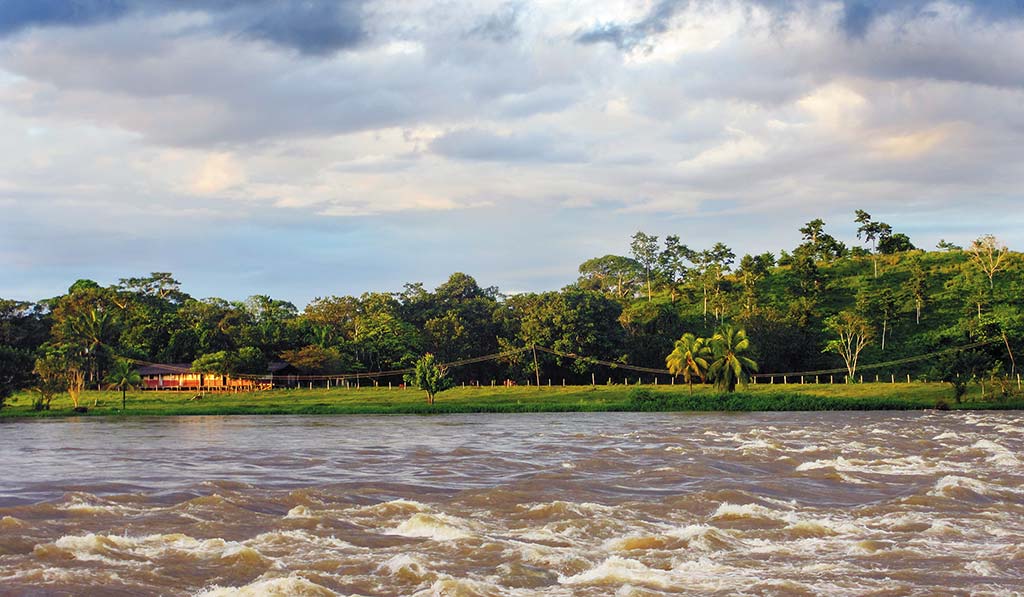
[1,0,1022,305]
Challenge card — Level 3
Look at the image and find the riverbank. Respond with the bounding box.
[2,383,1022,418]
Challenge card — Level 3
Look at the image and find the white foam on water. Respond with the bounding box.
[558,556,676,590]
[57,494,141,515]
[409,576,510,597]
[285,505,314,518]
[928,475,999,498]
[41,532,270,566]
[386,513,472,541]
[194,575,337,596]
[971,439,1021,467]
[932,432,961,441]
[964,560,1001,577]
[348,499,431,517]
[796,454,963,476]
[711,502,790,522]
[248,529,359,553]
[0,515,26,529]
[379,553,434,583]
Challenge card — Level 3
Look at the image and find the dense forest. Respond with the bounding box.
[1,211,1022,403]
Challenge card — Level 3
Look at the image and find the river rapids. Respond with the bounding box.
[0,411,1021,595]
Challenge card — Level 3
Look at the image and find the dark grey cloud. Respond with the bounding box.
[429,128,586,163]
[0,0,366,55]
[576,0,684,50]
[465,2,522,42]
[575,0,1024,47]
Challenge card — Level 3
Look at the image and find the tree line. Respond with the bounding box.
[1,211,1022,408]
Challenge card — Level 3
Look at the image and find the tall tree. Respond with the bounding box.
[736,253,774,314]
[798,219,846,262]
[630,232,660,302]
[658,235,692,303]
[707,325,758,392]
[701,243,735,322]
[906,259,928,325]
[966,234,1010,290]
[824,311,873,379]
[666,333,711,394]
[577,255,641,299]
[855,210,891,277]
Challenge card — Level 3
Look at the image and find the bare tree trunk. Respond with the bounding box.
[1003,330,1017,375]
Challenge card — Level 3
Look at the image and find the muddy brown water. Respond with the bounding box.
[0,411,1021,596]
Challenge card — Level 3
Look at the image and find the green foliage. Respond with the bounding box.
[103,359,142,410]
[0,345,34,407]
[707,326,758,392]
[31,352,66,411]
[933,350,991,403]
[404,353,454,404]
[191,348,266,376]
[2,217,1022,397]
[665,333,711,392]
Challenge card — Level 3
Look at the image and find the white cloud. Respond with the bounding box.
[1,0,1023,301]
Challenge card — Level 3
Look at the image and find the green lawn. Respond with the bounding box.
[2,382,1021,418]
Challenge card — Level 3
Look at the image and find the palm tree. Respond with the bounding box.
[104,360,141,411]
[666,333,712,394]
[707,325,759,392]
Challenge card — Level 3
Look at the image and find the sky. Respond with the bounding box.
[1,0,1023,307]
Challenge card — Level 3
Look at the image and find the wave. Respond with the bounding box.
[386,513,472,541]
[518,500,614,520]
[970,440,1021,467]
[35,533,270,569]
[379,554,435,584]
[194,575,336,596]
[928,475,1001,498]
[558,556,676,590]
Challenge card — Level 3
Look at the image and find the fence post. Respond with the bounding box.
[655,377,658,385]
[907,374,911,383]
[800,376,804,385]
[592,373,596,386]
[1018,374,1021,391]
[830,375,833,384]
[891,374,895,384]
[770,376,774,385]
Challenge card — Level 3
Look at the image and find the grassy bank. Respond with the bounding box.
[2,382,1022,418]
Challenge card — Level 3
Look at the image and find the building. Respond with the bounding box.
[137,362,301,391]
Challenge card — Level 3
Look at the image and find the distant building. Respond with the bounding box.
[136,362,301,390]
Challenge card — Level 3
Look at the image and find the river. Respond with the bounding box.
[0,411,1021,596]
